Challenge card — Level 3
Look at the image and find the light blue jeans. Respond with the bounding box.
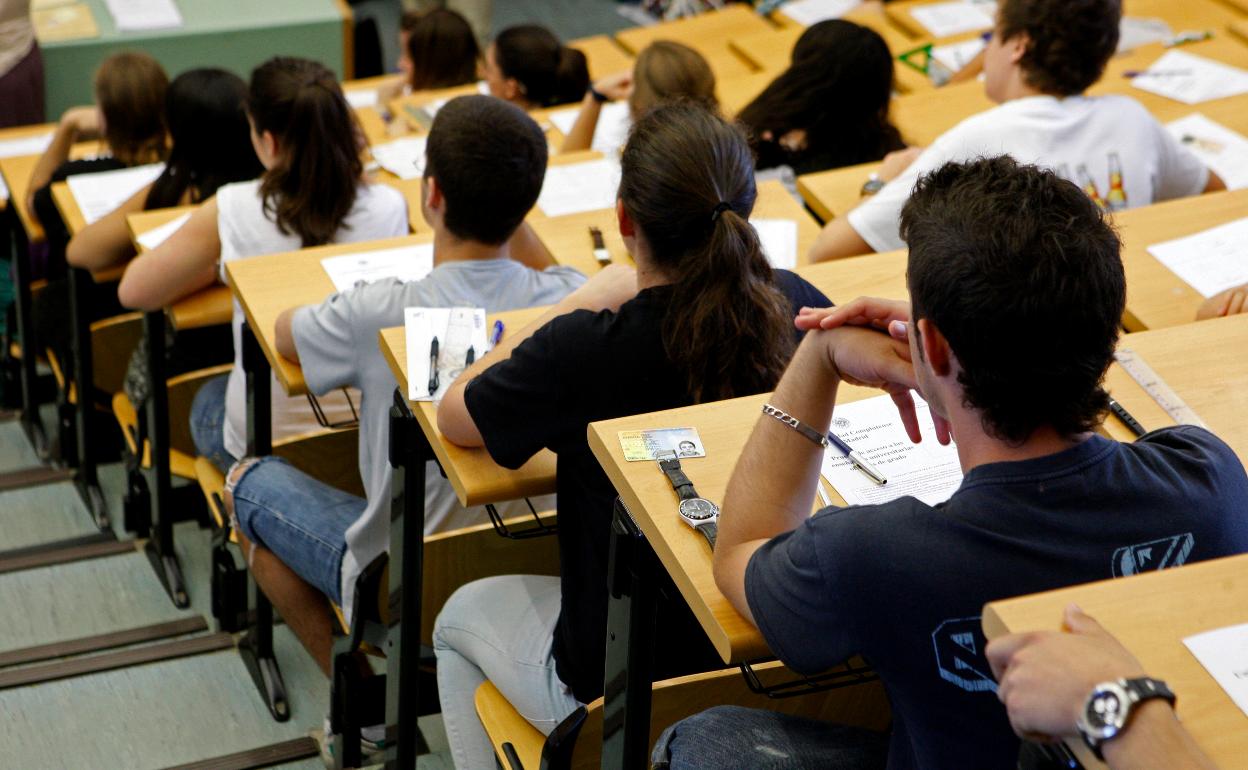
[433,575,581,770]
[189,375,236,473]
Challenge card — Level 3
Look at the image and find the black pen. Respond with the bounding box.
[465,345,475,365]
[428,336,440,394]
[1109,398,1146,438]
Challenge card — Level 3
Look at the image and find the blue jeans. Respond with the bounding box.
[652,706,889,770]
[190,375,236,473]
[230,456,366,605]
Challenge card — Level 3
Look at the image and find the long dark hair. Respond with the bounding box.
[619,103,794,403]
[246,57,363,247]
[405,8,480,91]
[738,20,903,172]
[493,25,589,107]
[145,69,262,210]
[94,52,169,166]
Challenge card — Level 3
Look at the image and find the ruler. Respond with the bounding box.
[1113,348,1208,428]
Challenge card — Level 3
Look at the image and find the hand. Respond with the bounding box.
[879,146,924,182]
[820,325,932,441]
[61,105,101,137]
[987,605,1148,742]
[566,263,637,313]
[592,71,633,102]
[1196,284,1248,320]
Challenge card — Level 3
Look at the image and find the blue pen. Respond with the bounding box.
[490,320,505,347]
[827,432,888,485]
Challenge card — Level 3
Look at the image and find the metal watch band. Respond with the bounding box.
[697,521,718,550]
[1086,677,1177,760]
[659,458,699,501]
[762,404,829,448]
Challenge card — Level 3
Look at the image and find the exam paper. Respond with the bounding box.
[65,163,164,225]
[1166,113,1248,190]
[751,218,798,270]
[1131,50,1248,106]
[1147,218,1248,299]
[537,158,622,217]
[911,1,995,38]
[821,394,963,507]
[0,132,53,202]
[404,307,488,401]
[321,244,434,293]
[931,37,987,75]
[547,101,632,155]
[1183,622,1248,720]
[104,0,182,31]
[780,0,861,26]
[135,212,190,251]
[1117,17,1171,54]
[370,136,428,180]
[345,89,379,109]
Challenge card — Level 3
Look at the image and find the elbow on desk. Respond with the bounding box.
[436,393,484,449]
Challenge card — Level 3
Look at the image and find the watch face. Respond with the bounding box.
[679,498,719,521]
[1081,682,1130,740]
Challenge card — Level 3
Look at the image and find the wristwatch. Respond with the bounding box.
[657,454,719,550]
[1076,677,1176,760]
[860,172,885,197]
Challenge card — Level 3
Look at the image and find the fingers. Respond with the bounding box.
[1062,603,1110,639]
[932,412,953,445]
[985,631,1036,681]
[891,390,922,443]
[889,320,908,340]
[1230,289,1248,316]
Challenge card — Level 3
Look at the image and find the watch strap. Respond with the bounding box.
[697,520,717,550]
[1085,678,1177,760]
[659,458,699,501]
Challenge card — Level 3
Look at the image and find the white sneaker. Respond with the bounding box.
[320,716,387,767]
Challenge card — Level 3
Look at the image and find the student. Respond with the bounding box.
[483,24,589,110]
[809,0,1226,262]
[116,56,408,471]
[987,604,1218,770]
[28,51,168,280]
[737,20,904,176]
[561,40,717,153]
[0,0,43,126]
[655,157,1248,769]
[433,102,832,770]
[381,8,480,104]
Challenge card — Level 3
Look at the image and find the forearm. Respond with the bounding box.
[66,195,145,271]
[1101,702,1216,770]
[560,93,601,153]
[808,217,875,262]
[274,308,300,363]
[506,221,556,271]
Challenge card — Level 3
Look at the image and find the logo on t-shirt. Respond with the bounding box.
[1112,532,1195,577]
[932,616,996,693]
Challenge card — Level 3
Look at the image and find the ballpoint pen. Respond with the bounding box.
[1108,397,1146,438]
[428,335,440,394]
[490,320,505,347]
[465,345,475,365]
[827,432,888,485]
[589,226,610,266]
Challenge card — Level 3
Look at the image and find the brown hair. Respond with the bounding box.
[404,8,480,91]
[493,25,589,107]
[94,52,169,166]
[629,41,718,120]
[999,0,1121,96]
[246,57,363,248]
[619,103,794,403]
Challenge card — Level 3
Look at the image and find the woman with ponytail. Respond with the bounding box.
[433,102,830,770]
[118,56,408,470]
[484,24,589,109]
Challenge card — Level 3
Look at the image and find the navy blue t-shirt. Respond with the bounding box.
[746,426,1248,770]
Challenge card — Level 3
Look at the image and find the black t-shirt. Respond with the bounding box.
[747,427,1248,770]
[465,271,831,703]
[32,157,126,280]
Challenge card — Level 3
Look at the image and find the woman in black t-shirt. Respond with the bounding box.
[433,102,831,770]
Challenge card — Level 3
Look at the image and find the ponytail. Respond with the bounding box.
[247,57,363,247]
[494,25,589,107]
[553,46,590,106]
[619,102,793,403]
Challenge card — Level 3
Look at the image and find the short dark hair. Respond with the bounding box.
[899,156,1125,444]
[424,95,547,245]
[998,0,1121,95]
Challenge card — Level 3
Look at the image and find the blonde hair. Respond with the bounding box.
[629,41,718,120]
[95,52,169,166]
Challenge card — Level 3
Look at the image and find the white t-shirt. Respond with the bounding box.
[848,94,1211,253]
[216,179,409,459]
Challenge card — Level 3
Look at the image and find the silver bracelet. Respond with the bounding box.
[761,404,829,448]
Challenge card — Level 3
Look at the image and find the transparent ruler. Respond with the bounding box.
[1114,348,1208,428]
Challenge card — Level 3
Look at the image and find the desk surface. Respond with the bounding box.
[126,206,233,331]
[377,306,560,507]
[225,233,433,396]
[0,122,56,214]
[796,161,882,223]
[614,5,772,79]
[569,34,635,80]
[0,140,103,244]
[983,552,1248,770]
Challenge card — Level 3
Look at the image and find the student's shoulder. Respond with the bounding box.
[358,182,407,213]
[1133,425,1245,475]
[214,179,263,215]
[773,269,831,309]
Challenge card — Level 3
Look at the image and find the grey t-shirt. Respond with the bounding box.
[292,257,586,623]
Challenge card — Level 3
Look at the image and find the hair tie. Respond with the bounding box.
[711,201,733,222]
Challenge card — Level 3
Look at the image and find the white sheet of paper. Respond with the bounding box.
[751,218,798,270]
[404,306,488,401]
[548,101,632,155]
[1146,218,1248,298]
[820,394,963,508]
[1131,50,1248,106]
[135,211,190,251]
[104,0,182,30]
[1183,622,1248,720]
[345,89,379,109]
[931,37,987,74]
[1117,16,1172,54]
[780,0,861,26]
[370,136,428,180]
[65,163,164,225]
[321,244,434,293]
[1166,113,1248,190]
[538,158,622,217]
[0,132,54,159]
[911,1,995,38]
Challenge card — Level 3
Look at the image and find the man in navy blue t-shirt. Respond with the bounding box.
[653,157,1248,770]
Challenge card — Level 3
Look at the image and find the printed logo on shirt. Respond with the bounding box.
[932,616,996,693]
[1058,152,1130,213]
[1112,532,1195,577]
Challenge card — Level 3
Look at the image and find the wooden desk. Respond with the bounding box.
[884,0,993,40]
[983,553,1248,770]
[570,34,635,80]
[49,180,86,237]
[388,82,484,134]
[795,247,908,303]
[1233,18,1248,44]
[797,161,883,222]
[126,206,233,331]
[613,5,773,79]
[0,123,56,211]
[718,69,780,118]
[225,233,433,396]
[891,77,990,146]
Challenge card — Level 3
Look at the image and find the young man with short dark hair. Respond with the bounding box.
[655,157,1248,769]
[810,0,1225,261]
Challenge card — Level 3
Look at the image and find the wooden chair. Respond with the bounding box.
[476,659,891,770]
